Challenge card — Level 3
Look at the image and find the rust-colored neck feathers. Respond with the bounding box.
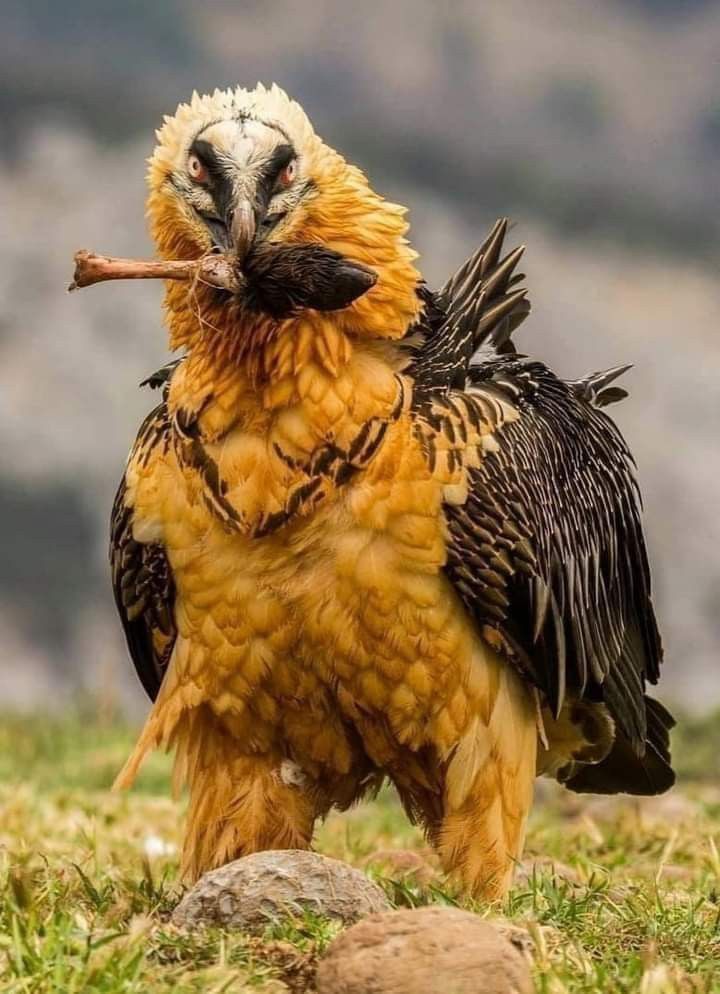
[147,108,420,390]
[151,190,419,392]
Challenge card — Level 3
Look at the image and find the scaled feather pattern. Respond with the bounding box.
[108,84,674,900]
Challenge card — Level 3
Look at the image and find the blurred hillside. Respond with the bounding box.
[0,0,718,711]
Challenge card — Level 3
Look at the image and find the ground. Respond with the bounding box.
[0,710,718,993]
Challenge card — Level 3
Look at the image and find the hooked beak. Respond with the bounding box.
[230,200,256,268]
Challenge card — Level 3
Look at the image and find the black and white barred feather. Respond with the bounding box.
[407,218,674,796]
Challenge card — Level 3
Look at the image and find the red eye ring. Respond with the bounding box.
[278,159,297,188]
[188,154,209,184]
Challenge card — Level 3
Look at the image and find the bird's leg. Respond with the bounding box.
[171,707,317,882]
[435,776,533,900]
[434,666,538,901]
[183,752,318,881]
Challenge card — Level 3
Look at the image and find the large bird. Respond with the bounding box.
[111,84,674,899]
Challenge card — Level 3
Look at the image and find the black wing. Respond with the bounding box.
[409,218,531,388]
[407,219,673,793]
[110,402,176,701]
[444,357,672,783]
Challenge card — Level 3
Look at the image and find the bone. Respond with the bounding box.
[68,250,243,294]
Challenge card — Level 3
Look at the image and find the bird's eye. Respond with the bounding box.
[188,154,209,184]
[277,158,297,189]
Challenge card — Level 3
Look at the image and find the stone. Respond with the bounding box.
[315,905,533,994]
[514,856,581,888]
[492,918,535,959]
[171,849,391,932]
[361,848,440,886]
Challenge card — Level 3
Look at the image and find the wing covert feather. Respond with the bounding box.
[443,358,663,752]
[110,403,176,701]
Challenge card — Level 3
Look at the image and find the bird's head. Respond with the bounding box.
[147,84,421,356]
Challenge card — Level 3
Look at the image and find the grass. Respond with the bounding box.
[0,710,718,992]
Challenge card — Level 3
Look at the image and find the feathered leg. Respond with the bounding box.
[173,706,317,881]
[115,680,318,881]
[436,657,537,901]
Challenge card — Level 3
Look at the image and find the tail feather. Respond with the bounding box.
[565,695,675,796]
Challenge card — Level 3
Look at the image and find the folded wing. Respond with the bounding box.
[110,403,176,701]
[408,219,673,793]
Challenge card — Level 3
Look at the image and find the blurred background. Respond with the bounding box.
[0,0,718,715]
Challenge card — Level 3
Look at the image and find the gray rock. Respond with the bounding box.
[171,849,390,932]
[316,906,533,994]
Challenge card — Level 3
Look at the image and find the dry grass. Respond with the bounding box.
[0,710,718,992]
